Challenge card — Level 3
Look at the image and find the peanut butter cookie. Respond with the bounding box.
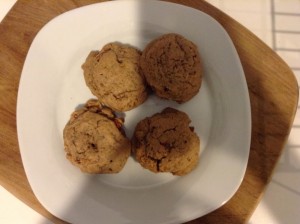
[82,43,148,112]
[132,107,200,176]
[140,33,203,103]
[63,99,131,174]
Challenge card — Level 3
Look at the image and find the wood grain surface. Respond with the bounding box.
[0,0,298,223]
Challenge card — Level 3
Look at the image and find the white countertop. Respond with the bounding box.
[1,0,299,223]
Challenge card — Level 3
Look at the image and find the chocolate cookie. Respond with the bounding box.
[63,99,131,174]
[140,33,203,103]
[132,107,200,176]
[82,43,148,112]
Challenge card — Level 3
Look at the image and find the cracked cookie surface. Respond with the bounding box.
[63,99,131,174]
[82,43,148,112]
[140,33,203,103]
[132,107,200,176]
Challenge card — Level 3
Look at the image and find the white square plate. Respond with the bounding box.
[17,1,251,223]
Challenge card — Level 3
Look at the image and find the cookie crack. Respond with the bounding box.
[162,126,177,134]
[111,88,144,100]
[147,155,167,172]
[154,126,177,140]
[175,36,187,58]
[159,141,175,151]
[109,46,126,64]
[181,80,198,88]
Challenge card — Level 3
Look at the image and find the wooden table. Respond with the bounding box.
[0,0,298,223]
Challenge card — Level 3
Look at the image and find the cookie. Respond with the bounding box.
[140,33,203,103]
[132,107,200,176]
[63,99,131,174]
[82,43,148,112]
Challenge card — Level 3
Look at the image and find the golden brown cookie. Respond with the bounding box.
[63,99,131,174]
[140,33,203,103]
[132,107,200,176]
[82,43,148,112]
